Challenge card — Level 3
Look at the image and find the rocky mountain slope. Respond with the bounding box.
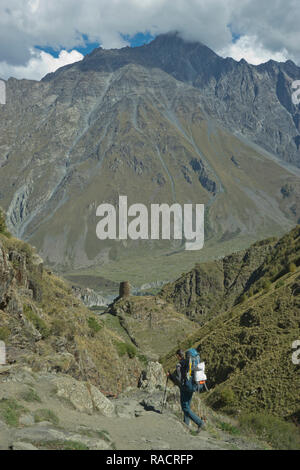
[160,236,277,322]
[0,217,145,395]
[1,33,300,281]
[162,227,300,422]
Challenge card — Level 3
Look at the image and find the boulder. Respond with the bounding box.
[89,384,115,416]
[11,441,38,451]
[52,376,115,416]
[139,361,166,392]
[52,376,94,414]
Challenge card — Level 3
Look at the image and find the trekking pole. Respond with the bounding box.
[161,376,169,414]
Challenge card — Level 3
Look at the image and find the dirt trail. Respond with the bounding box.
[0,367,264,451]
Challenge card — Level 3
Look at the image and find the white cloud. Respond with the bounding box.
[0,48,83,80]
[218,35,290,65]
[0,0,300,81]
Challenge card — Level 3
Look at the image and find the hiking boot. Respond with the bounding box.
[197,423,206,433]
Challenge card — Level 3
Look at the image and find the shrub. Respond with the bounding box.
[87,316,102,334]
[21,387,42,403]
[0,398,26,427]
[23,305,50,338]
[37,440,88,450]
[51,318,68,336]
[288,262,297,273]
[262,280,272,291]
[208,386,236,410]
[115,342,136,358]
[238,294,247,304]
[34,409,59,426]
[239,412,300,450]
[137,354,148,366]
[275,280,285,289]
[217,421,240,435]
[0,326,10,342]
[0,208,11,238]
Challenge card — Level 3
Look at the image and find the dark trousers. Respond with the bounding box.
[180,381,204,427]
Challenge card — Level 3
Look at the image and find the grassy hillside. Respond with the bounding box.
[0,213,143,395]
[160,235,278,323]
[162,227,300,422]
[106,295,198,359]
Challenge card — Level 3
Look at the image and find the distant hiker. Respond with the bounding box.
[168,348,206,433]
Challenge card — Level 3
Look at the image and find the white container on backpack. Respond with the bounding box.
[194,362,207,382]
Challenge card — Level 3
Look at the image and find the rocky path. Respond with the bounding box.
[0,364,264,451]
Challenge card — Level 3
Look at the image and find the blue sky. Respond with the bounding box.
[35,32,155,58]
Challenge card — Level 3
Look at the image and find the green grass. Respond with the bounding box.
[23,305,50,338]
[115,341,137,358]
[0,398,27,427]
[217,420,240,436]
[21,387,42,403]
[137,354,148,367]
[34,409,59,426]
[87,316,103,334]
[239,412,300,450]
[0,326,10,342]
[66,234,261,287]
[0,208,11,238]
[95,430,111,443]
[34,440,89,450]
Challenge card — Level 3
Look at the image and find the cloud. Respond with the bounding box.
[0,0,299,80]
[218,35,290,65]
[0,49,83,80]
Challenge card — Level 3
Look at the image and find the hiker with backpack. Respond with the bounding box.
[168,348,207,433]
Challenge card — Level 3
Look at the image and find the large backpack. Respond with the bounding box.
[185,348,207,391]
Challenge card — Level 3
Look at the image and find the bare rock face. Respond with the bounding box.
[0,241,14,309]
[72,286,109,307]
[139,361,166,392]
[52,375,115,416]
[89,383,115,417]
[53,376,94,414]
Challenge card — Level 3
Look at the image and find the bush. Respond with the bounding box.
[51,318,68,336]
[208,386,236,410]
[34,409,59,426]
[137,354,148,366]
[0,326,10,342]
[23,305,50,338]
[21,387,42,403]
[238,294,247,304]
[87,316,102,334]
[217,421,240,435]
[288,262,297,273]
[0,208,11,238]
[0,398,26,427]
[262,280,272,291]
[115,342,136,358]
[39,440,89,450]
[275,280,285,289]
[239,412,300,450]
